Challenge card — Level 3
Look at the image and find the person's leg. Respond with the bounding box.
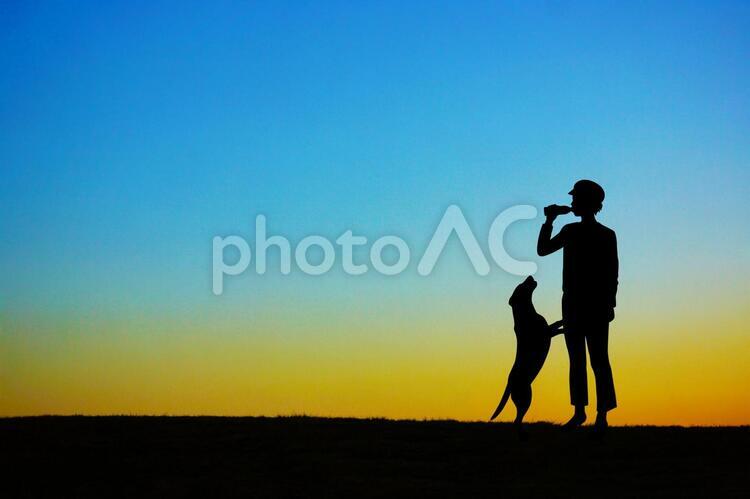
[564,326,588,426]
[586,322,616,427]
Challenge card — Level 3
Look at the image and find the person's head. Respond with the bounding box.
[569,179,605,217]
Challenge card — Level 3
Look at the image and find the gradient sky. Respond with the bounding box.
[2,1,749,424]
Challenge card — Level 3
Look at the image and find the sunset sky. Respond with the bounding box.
[2,1,749,425]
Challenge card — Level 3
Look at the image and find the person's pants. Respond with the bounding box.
[564,321,617,411]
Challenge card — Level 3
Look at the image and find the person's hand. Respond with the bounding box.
[543,205,558,223]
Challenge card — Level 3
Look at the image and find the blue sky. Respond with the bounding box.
[1,1,749,346]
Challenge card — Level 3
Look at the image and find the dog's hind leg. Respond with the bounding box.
[511,384,532,429]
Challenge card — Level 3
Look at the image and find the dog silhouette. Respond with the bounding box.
[490,276,563,429]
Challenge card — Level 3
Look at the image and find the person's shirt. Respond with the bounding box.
[537,220,618,311]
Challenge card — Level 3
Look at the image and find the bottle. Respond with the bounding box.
[544,204,572,217]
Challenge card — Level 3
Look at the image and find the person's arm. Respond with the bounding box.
[606,231,619,317]
[537,218,567,256]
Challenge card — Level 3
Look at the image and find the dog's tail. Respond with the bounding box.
[489,378,512,421]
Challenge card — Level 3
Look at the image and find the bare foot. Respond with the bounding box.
[563,412,587,429]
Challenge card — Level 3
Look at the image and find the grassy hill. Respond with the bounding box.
[1,416,747,497]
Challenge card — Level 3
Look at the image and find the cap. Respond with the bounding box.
[569,179,605,203]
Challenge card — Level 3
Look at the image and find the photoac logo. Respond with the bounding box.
[212,205,538,294]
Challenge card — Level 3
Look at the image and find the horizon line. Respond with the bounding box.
[3,414,748,428]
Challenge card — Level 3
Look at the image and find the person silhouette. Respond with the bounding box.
[537,180,618,430]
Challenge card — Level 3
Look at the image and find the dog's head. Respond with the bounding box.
[509,275,537,307]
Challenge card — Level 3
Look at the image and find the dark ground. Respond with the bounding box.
[1,416,748,498]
